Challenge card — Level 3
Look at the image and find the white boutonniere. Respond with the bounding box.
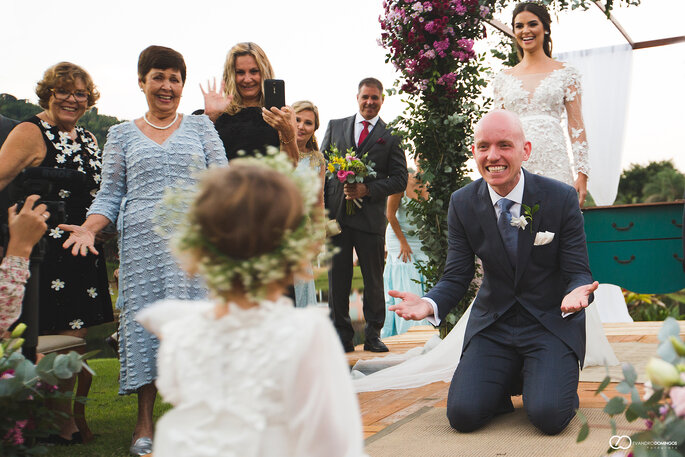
[510,215,528,230]
[511,203,540,233]
[534,231,555,246]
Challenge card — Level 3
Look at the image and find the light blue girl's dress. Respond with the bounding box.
[293,151,323,307]
[381,195,431,337]
[88,115,227,394]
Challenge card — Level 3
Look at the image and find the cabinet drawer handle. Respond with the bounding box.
[611,222,634,232]
[613,255,635,265]
[672,219,683,229]
[675,253,684,263]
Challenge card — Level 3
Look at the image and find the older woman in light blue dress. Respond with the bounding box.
[381,171,431,337]
[292,101,325,307]
[59,46,227,456]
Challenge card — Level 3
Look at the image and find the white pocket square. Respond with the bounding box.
[534,231,555,246]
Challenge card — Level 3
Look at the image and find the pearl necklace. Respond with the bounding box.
[144,112,179,130]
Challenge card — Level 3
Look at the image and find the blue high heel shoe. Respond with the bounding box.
[129,436,153,456]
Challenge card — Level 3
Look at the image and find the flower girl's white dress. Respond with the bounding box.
[138,298,367,457]
[352,62,618,393]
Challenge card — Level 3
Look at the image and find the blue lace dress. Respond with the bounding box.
[88,115,227,394]
[381,195,431,337]
[293,150,324,307]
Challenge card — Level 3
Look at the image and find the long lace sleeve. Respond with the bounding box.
[286,312,367,457]
[197,115,228,168]
[564,67,590,177]
[0,256,30,333]
[87,124,128,223]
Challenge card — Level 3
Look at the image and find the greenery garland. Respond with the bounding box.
[379,0,639,335]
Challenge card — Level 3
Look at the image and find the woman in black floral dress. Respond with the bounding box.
[0,62,113,443]
[0,62,113,335]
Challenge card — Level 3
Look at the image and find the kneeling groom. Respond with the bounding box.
[389,110,598,435]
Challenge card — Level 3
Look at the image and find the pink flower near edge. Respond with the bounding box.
[3,420,28,445]
[0,369,15,380]
[670,386,685,417]
[337,170,356,182]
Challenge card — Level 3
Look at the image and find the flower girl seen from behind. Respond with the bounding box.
[137,153,367,457]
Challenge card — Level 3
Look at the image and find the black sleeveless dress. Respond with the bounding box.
[18,116,113,332]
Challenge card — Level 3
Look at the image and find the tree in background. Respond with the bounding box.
[76,108,124,148]
[0,94,123,147]
[641,167,685,203]
[0,94,41,121]
[616,160,685,204]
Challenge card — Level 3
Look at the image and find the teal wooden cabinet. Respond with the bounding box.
[583,201,685,294]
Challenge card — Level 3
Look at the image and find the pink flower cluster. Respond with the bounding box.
[337,170,356,182]
[36,380,59,393]
[1,369,15,379]
[3,420,28,445]
[671,386,685,417]
[437,72,457,87]
[379,0,488,97]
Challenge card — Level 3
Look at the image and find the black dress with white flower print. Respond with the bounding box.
[22,116,113,332]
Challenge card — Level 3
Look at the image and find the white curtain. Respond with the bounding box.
[557,45,634,323]
[555,44,633,206]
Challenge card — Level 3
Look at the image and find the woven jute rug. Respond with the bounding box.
[580,342,656,383]
[365,407,639,457]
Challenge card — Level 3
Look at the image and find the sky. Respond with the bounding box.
[2,0,684,175]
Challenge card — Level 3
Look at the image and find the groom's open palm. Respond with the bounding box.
[388,290,433,321]
[560,281,599,313]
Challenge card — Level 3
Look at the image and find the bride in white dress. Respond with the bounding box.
[353,2,617,393]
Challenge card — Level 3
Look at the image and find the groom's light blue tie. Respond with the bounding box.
[497,198,518,268]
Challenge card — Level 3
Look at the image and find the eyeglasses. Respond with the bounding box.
[50,88,89,103]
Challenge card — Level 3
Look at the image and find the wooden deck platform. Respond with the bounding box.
[355,321,685,440]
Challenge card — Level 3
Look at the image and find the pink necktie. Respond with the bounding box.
[358,120,370,146]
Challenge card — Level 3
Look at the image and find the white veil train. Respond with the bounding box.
[352,306,470,393]
[352,300,619,393]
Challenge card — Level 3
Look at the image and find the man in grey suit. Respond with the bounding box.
[321,77,408,353]
[389,110,598,434]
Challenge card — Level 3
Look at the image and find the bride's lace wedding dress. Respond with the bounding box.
[352,62,618,393]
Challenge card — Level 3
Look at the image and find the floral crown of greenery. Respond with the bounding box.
[158,148,326,300]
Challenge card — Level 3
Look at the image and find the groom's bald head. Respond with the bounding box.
[472,110,532,197]
[473,110,527,144]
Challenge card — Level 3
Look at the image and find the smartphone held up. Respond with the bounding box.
[264,79,285,110]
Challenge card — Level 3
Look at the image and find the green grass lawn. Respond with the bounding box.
[314,265,364,292]
[47,359,170,457]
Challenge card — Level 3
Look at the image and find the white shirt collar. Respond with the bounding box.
[487,170,525,208]
[355,112,379,128]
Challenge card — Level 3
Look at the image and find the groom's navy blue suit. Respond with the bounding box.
[427,168,592,435]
